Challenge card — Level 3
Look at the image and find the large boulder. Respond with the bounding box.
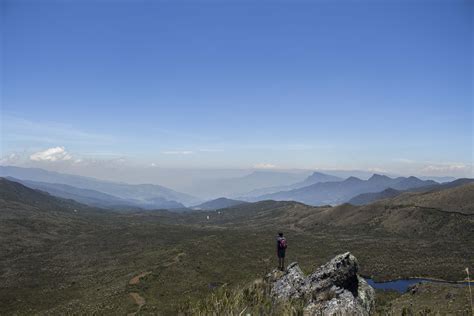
[266,252,375,315]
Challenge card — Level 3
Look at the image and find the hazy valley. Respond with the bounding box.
[0,167,472,315]
[3,1,472,314]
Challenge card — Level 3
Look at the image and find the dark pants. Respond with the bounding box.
[278,249,285,270]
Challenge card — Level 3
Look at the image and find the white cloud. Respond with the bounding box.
[30,146,73,162]
[162,151,194,155]
[253,163,277,169]
[391,158,473,177]
[58,156,128,167]
[421,163,470,172]
[0,153,21,165]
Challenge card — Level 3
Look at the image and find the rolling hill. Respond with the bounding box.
[5,177,186,209]
[0,177,93,212]
[205,182,474,238]
[1,177,472,314]
[348,178,474,206]
[348,188,402,205]
[0,166,199,206]
[390,182,474,214]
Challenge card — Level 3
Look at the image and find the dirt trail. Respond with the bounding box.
[128,291,146,316]
[129,292,146,306]
[126,255,183,314]
[129,271,151,285]
[127,271,151,315]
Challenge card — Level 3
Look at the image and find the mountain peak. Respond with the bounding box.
[345,176,362,182]
[368,174,391,181]
[397,176,423,184]
[302,172,342,185]
[310,171,328,176]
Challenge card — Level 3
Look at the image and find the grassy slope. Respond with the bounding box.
[391,183,474,214]
[375,284,473,315]
[0,179,473,314]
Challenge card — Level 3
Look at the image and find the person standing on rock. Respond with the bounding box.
[276,232,287,271]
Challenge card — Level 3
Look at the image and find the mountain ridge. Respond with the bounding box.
[348,178,474,205]
[192,197,248,210]
[237,171,342,198]
[0,166,199,206]
[252,174,438,205]
[1,176,472,314]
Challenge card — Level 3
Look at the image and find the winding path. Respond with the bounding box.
[126,253,185,314]
[129,271,151,285]
[127,271,151,316]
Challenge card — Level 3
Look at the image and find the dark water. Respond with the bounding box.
[364,278,473,293]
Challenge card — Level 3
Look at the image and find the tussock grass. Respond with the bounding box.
[178,279,305,316]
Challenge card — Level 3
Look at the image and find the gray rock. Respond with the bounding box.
[268,262,306,299]
[266,252,375,316]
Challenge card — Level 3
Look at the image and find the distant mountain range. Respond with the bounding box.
[1,170,472,315]
[182,170,310,199]
[6,177,186,210]
[192,197,248,210]
[1,165,466,210]
[238,172,343,198]
[295,172,343,186]
[183,180,474,239]
[251,174,439,205]
[348,178,474,206]
[0,166,199,209]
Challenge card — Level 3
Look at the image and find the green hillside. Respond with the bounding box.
[0,178,472,315]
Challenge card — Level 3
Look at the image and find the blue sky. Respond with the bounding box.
[1,0,473,176]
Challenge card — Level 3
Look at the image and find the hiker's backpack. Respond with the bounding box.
[279,238,287,249]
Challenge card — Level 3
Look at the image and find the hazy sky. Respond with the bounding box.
[1,0,473,177]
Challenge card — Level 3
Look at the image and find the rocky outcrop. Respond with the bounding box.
[266,252,375,315]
